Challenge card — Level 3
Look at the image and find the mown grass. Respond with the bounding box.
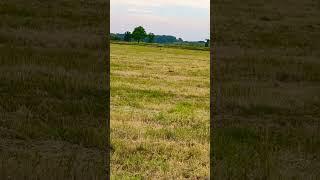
[110,43,210,178]
[0,0,108,179]
[212,0,320,178]
[111,41,210,51]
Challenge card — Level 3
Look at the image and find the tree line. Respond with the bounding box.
[111,26,183,44]
[111,26,154,43]
[111,26,210,47]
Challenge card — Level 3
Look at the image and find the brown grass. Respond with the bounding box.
[212,0,320,178]
[0,0,108,179]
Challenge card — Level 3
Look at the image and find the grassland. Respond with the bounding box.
[110,43,210,178]
[111,41,210,51]
[212,0,320,178]
[0,0,108,179]
[1,0,319,179]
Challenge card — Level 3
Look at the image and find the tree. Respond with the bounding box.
[154,35,177,44]
[110,33,121,41]
[124,31,132,42]
[147,33,155,43]
[205,39,210,47]
[132,26,147,43]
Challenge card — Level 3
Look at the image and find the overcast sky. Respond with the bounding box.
[111,0,210,41]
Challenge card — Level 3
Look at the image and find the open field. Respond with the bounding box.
[212,0,320,178]
[0,0,108,179]
[1,0,319,179]
[110,43,210,178]
[111,41,210,51]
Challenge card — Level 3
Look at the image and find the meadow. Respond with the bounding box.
[110,43,210,179]
[1,0,319,179]
[212,0,320,178]
[0,0,108,179]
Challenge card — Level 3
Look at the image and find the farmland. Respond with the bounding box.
[212,0,320,178]
[1,0,319,179]
[0,0,108,179]
[110,43,210,178]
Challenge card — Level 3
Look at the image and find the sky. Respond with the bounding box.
[111,0,210,41]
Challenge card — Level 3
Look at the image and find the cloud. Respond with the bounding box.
[111,13,209,40]
[127,8,153,14]
[110,0,209,41]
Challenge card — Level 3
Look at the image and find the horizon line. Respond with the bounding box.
[110,31,210,41]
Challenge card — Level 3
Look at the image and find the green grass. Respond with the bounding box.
[110,43,210,178]
[0,0,108,179]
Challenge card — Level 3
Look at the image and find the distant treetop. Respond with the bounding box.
[132,26,147,43]
[111,26,210,47]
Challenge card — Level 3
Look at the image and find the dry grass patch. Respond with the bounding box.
[111,43,210,178]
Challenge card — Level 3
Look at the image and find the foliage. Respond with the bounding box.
[111,33,121,41]
[205,39,210,47]
[132,26,147,43]
[147,33,155,43]
[123,31,132,42]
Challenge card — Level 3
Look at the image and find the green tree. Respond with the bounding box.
[110,33,121,41]
[132,26,147,43]
[147,33,155,43]
[205,39,210,47]
[124,31,132,42]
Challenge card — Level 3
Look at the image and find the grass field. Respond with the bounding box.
[212,0,320,178]
[110,43,210,178]
[111,41,210,51]
[1,0,320,179]
[0,0,108,179]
